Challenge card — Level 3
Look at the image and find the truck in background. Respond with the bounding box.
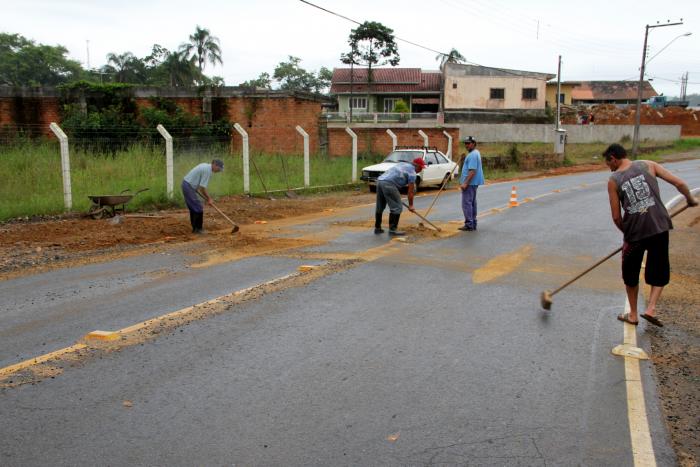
[645,95,689,108]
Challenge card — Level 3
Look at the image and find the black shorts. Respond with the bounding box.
[621,231,670,287]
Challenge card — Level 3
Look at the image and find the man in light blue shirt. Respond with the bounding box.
[181,159,224,234]
[459,136,484,231]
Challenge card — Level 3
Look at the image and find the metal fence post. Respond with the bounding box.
[233,123,250,194]
[156,124,174,199]
[49,123,72,210]
[345,127,358,182]
[418,129,429,147]
[386,129,397,150]
[296,125,310,188]
[442,130,453,160]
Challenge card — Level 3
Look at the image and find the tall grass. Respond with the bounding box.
[0,142,366,221]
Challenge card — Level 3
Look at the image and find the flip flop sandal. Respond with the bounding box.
[641,313,663,327]
[617,313,639,325]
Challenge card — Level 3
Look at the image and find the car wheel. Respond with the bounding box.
[414,177,421,192]
[442,173,451,186]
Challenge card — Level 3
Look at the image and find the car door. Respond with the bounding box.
[422,152,441,184]
[435,152,457,179]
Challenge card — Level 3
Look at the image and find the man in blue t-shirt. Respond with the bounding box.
[374,157,427,236]
[181,159,224,234]
[459,136,485,231]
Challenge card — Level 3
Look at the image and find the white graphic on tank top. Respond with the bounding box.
[621,174,655,213]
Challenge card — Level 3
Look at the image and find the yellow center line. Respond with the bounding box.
[621,298,657,466]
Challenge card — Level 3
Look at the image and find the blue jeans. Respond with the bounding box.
[461,185,478,229]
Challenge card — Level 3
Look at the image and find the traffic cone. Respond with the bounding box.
[509,186,519,207]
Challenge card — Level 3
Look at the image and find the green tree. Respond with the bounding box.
[272,57,332,94]
[343,21,400,109]
[181,26,222,80]
[436,48,465,70]
[159,50,200,87]
[314,66,332,94]
[0,33,84,86]
[240,72,272,89]
[103,52,147,83]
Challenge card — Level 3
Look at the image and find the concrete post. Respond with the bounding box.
[233,123,250,194]
[386,129,397,150]
[418,129,429,147]
[296,125,310,188]
[156,124,174,199]
[442,130,453,160]
[345,127,358,182]
[49,123,72,210]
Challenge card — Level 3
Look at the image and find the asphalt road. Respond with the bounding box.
[1,160,699,466]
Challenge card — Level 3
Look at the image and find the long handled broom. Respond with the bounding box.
[540,203,691,310]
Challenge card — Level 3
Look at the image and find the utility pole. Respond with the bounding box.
[632,20,683,157]
[680,71,688,101]
[86,40,90,70]
[555,55,562,130]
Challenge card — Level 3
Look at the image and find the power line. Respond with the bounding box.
[299,0,448,57]
[299,0,551,80]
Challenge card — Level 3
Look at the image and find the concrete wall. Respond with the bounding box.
[327,126,458,157]
[456,123,681,143]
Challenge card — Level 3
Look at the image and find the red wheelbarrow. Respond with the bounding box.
[87,188,149,219]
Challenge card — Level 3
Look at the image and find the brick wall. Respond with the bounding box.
[327,127,459,157]
[226,96,322,154]
[0,97,60,136]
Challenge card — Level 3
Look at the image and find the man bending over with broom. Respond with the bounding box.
[182,159,224,234]
[604,144,697,327]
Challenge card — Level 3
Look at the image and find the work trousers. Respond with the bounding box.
[461,185,478,229]
[376,181,403,215]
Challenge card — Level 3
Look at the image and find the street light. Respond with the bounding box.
[631,20,684,157]
[646,32,692,65]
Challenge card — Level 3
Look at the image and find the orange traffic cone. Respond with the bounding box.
[509,186,519,207]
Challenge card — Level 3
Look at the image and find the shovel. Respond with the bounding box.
[401,202,441,231]
[196,192,239,234]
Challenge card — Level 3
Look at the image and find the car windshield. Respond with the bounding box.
[383,151,420,163]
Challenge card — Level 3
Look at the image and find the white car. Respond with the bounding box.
[360,147,459,192]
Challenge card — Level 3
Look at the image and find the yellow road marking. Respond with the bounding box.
[621,298,657,466]
[0,344,87,378]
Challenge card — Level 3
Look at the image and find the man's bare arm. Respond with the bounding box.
[607,178,623,232]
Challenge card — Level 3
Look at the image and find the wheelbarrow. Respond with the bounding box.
[87,188,149,219]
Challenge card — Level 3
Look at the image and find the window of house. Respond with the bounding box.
[383,98,398,112]
[522,88,537,100]
[490,88,505,100]
[452,82,457,89]
[350,97,367,110]
[558,93,565,103]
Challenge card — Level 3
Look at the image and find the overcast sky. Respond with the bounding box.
[4,0,699,96]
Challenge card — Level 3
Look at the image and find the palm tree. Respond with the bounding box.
[161,50,199,87]
[436,48,466,71]
[106,52,138,82]
[181,26,222,79]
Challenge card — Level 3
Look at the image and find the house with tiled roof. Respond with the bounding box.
[330,67,441,115]
[553,81,658,106]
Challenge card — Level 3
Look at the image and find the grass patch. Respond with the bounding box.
[0,142,371,221]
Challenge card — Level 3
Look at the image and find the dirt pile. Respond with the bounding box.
[648,209,700,466]
[561,104,700,136]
